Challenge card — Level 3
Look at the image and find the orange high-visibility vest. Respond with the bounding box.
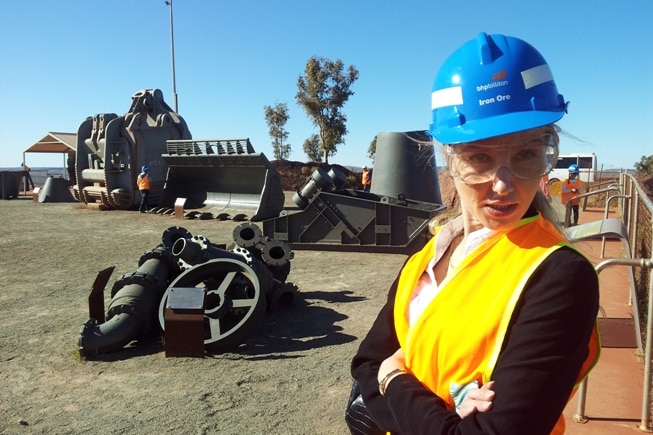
[561,178,582,206]
[137,173,150,191]
[393,215,600,434]
[362,169,371,186]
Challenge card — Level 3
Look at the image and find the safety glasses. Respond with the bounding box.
[444,133,558,185]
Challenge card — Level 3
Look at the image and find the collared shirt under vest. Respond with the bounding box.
[392,215,600,435]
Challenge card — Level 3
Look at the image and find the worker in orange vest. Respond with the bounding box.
[561,164,582,225]
[362,166,372,192]
[137,165,151,213]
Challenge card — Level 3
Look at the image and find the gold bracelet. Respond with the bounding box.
[379,368,407,396]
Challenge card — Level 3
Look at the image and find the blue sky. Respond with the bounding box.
[1,0,651,170]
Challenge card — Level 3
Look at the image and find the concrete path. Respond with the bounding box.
[556,202,648,433]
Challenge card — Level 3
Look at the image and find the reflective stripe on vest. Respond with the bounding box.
[393,215,600,434]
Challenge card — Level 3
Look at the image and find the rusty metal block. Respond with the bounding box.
[164,287,205,357]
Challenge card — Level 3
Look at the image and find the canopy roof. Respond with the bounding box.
[24,132,76,154]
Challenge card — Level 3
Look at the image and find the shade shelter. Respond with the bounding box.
[22,132,76,180]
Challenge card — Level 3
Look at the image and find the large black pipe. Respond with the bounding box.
[78,248,173,356]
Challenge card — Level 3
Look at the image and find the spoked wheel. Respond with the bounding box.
[158,258,266,351]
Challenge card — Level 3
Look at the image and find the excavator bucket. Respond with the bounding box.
[161,139,285,221]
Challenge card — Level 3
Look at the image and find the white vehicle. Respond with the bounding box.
[548,153,598,183]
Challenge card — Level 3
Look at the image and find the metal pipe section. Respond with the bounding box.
[293,167,334,209]
[233,222,264,248]
[261,239,293,282]
[78,249,173,356]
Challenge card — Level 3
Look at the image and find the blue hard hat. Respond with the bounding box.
[430,33,568,144]
[141,165,149,172]
[568,164,580,174]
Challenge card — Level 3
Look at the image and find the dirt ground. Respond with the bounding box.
[0,195,409,434]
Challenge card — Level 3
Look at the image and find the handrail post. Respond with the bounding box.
[573,377,590,423]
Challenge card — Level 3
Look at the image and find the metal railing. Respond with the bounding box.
[572,172,653,431]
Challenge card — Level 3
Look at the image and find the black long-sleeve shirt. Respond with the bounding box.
[351,242,599,434]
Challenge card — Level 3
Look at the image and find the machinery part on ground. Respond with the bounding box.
[260,239,293,282]
[292,167,335,209]
[157,258,267,351]
[37,177,76,203]
[267,281,300,312]
[170,228,276,294]
[161,226,193,251]
[171,233,248,272]
[231,222,293,282]
[162,226,297,348]
[371,131,442,205]
[73,89,191,210]
[262,131,446,254]
[262,166,446,254]
[0,171,27,199]
[78,225,296,357]
[87,266,116,324]
[160,138,285,221]
[78,246,174,356]
[233,221,264,248]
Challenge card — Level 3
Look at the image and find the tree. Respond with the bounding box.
[296,56,359,164]
[634,155,653,176]
[367,135,377,161]
[302,134,322,163]
[264,102,291,160]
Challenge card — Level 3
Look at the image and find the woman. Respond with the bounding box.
[349,33,600,434]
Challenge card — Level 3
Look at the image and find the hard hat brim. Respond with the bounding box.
[433,110,564,145]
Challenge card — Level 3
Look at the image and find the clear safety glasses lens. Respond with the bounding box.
[446,134,558,184]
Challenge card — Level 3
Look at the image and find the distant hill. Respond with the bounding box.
[0,168,70,187]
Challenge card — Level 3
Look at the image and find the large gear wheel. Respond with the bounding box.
[158,258,266,351]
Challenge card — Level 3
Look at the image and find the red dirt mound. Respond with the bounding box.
[271,160,458,207]
[271,160,360,191]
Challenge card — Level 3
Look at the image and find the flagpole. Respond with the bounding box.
[165,0,178,112]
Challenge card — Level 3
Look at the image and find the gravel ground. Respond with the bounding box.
[0,197,408,434]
